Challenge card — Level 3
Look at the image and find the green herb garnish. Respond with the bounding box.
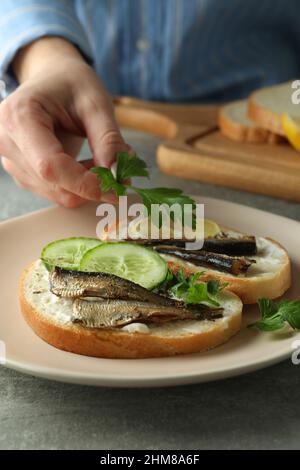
[169,270,223,306]
[116,152,149,181]
[250,298,300,331]
[91,152,196,227]
[91,167,126,196]
[154,269,225,307]
[153,268,175,294]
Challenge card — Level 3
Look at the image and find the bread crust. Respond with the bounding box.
[19,263,242,359]
[166,238,291,305]
[248,93,285,136]
[219,103,283,143]
[219,104,270,143]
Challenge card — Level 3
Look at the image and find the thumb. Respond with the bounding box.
[80,94,131,168]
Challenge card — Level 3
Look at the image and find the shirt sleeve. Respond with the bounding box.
[0,0,93,97]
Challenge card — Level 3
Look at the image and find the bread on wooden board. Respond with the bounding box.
[219,100,282,143]
[248,80,299,136]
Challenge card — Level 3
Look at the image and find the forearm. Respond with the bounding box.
[13,37,85,83]
[0,1,92,96]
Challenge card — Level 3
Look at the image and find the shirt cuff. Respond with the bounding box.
[0,1,93,97]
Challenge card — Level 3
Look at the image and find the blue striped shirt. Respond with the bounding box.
[0,0,299,102]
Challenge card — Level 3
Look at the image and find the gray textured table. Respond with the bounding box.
[1,129,300,450]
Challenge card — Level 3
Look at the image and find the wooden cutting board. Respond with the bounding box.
[114,96,300,202]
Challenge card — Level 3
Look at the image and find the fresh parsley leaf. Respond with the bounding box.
[153,268,174,294]
[187,271,204,285]
[170,270,220,306]
[132,187,195,210]
[185,282,206,303]
[258,298,278,319]
[91,152,197,228]
[170,277,189,300]
[207,280,221,296]
[279,300,300,330]
[250,298,300,331]
[169,269,194,299]
[252,316,285,332]
[174,269,186,284]
[91,167,126,196]
[116,152,149,182]
[189,283,220,306]
[131,186,196,227]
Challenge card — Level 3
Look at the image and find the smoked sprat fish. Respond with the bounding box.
[50,267,176,305]
[125,234,257,256]
[154,247,254,275]
[72,298,223,329]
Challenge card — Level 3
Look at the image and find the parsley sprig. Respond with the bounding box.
[155,269,225,307]
[250,298,300,331]
[91,152,196,227]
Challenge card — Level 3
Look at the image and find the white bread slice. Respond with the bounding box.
[19,260,242,359]
[248,80,299,136]
[162,232,291,305]
[219,100,282,143]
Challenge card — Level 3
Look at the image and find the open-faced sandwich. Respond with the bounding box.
[20,216,291,359]
[20,237,243,359]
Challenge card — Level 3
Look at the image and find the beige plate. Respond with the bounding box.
[1,197,299,387]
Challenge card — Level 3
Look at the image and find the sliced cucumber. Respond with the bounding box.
[80,242,167,289]
[41,237,102,271]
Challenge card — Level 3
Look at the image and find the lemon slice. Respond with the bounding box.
[281,113,300,152]
[204,219,221,238]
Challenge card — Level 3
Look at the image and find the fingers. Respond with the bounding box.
[55,129,84,158]
[0,66,130,207]
[1,100,114,202]
[78,91,132,168]
[1,156,86,208]
[79,158,94,170]
[0,124,88,208]
[11,113,98,200]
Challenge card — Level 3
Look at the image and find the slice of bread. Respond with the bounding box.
[248,80,298,136]
[19,261,242,359]
[219,100,281,143]
[162,232,291,305]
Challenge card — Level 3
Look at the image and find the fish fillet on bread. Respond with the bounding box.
[107,223,291,305]
[19,260,242,359]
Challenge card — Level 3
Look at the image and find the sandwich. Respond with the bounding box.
[19,237,243,359]
[19,217,291,359]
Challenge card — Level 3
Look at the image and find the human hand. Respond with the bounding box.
[0,38,130,207]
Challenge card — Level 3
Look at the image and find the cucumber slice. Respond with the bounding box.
[41,237,102,271]
[80,242,167,289]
